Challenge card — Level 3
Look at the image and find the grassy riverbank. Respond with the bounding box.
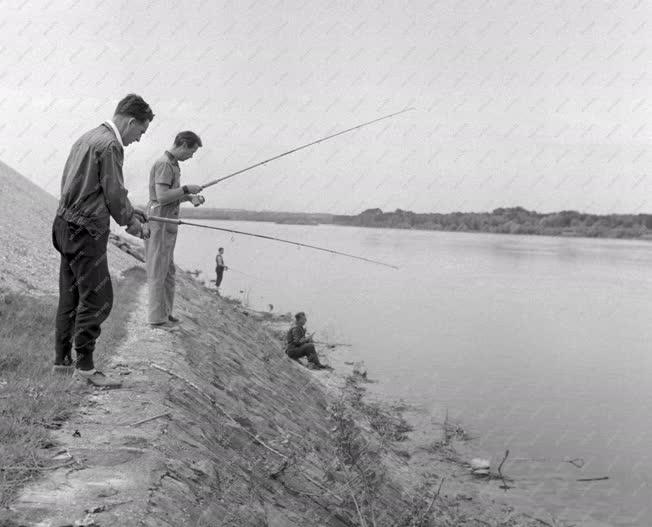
[0,268,143,509]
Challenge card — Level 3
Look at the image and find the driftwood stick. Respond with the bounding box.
[497,449,510,477]
[576,476,609,482]
[521,514,553,527]
[496,449,512,490]
[0,459,75,472]
[350,491,368,527]
[422,476,446,519]
[303,474,345,504]
[129,412,171,427]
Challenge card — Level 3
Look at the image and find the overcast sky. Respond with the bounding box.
[1,0,651,214]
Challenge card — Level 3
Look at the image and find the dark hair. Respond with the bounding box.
[174,131,202,148]
[295,312,306,321]
[114,94,155,122]
[218,247,224,251]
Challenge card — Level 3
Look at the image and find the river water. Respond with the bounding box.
[174,220,652,526]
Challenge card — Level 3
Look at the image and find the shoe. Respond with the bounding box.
[75,369,123,389]
[313,364,333,371]
[168,315,180,323]
[149,321,179,330]
[52,355,75,374]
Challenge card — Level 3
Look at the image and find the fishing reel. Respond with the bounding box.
[190,195,205,207]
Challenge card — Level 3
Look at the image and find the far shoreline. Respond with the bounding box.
[178,214,652,246]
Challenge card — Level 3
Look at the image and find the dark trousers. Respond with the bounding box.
[215,267,224,287]
[52,217,113,370]
[286,343,321,365]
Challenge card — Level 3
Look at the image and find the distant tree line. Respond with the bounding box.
[331,207,652,239]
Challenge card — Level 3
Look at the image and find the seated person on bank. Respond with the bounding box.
[286,312,332,370]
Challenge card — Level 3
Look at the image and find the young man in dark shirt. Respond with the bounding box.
[52,94,153,387]
[285,312,332,370]
[215,247,227,291]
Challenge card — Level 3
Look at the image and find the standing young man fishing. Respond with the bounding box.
[52,94,153,387]
[215,247,228,292]
[145,131,205,327]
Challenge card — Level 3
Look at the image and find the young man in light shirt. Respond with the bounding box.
[145,131,205,327]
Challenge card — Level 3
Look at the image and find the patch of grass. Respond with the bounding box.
[0,266,144,508]
[344,374,413,443]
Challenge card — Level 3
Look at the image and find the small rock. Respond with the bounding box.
[470,458,490,470]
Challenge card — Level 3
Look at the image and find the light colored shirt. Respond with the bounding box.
[148,151,181,218]
[104,119,124,149]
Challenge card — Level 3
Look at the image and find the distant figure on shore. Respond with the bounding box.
[286,312,332,370]
[215,247,228,293]
[52,94,154,387]
[146,131,205,328]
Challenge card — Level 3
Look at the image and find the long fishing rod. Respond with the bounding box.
[148,216,398,270]
[200,107,415,190]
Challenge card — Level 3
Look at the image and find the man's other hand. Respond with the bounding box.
[186,184,202,194]
[133,208,148,223]
[126,217,143,238]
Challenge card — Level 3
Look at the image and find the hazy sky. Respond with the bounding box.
[1,0,651,214]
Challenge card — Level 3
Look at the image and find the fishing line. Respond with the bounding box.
[148,216,398,269]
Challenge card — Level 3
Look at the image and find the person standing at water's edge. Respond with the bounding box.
[286,312,332,370]
[52,94,153,387]
[145,131,205,327]
[215,247,228,292]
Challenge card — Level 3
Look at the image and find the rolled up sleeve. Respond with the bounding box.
[154,162,174,188]
[100,144,134,226]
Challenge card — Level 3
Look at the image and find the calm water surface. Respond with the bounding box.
[174,221,652,526]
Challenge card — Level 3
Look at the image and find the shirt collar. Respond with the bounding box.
[164,150,179,165]
[104,119,124,149]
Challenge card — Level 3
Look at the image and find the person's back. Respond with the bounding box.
[57,124,132,237]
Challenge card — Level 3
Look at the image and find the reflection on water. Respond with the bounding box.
[174,222,652,526]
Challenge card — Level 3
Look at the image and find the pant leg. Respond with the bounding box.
[54,257,79,363]
[215,268,223,287]
[145,221,173,324]
[164,233,177,317]
[286,343,321,365]
[71,245,113,370]
[52,218,79,364]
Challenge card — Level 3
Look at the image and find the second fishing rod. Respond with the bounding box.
[198,107,414,190]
